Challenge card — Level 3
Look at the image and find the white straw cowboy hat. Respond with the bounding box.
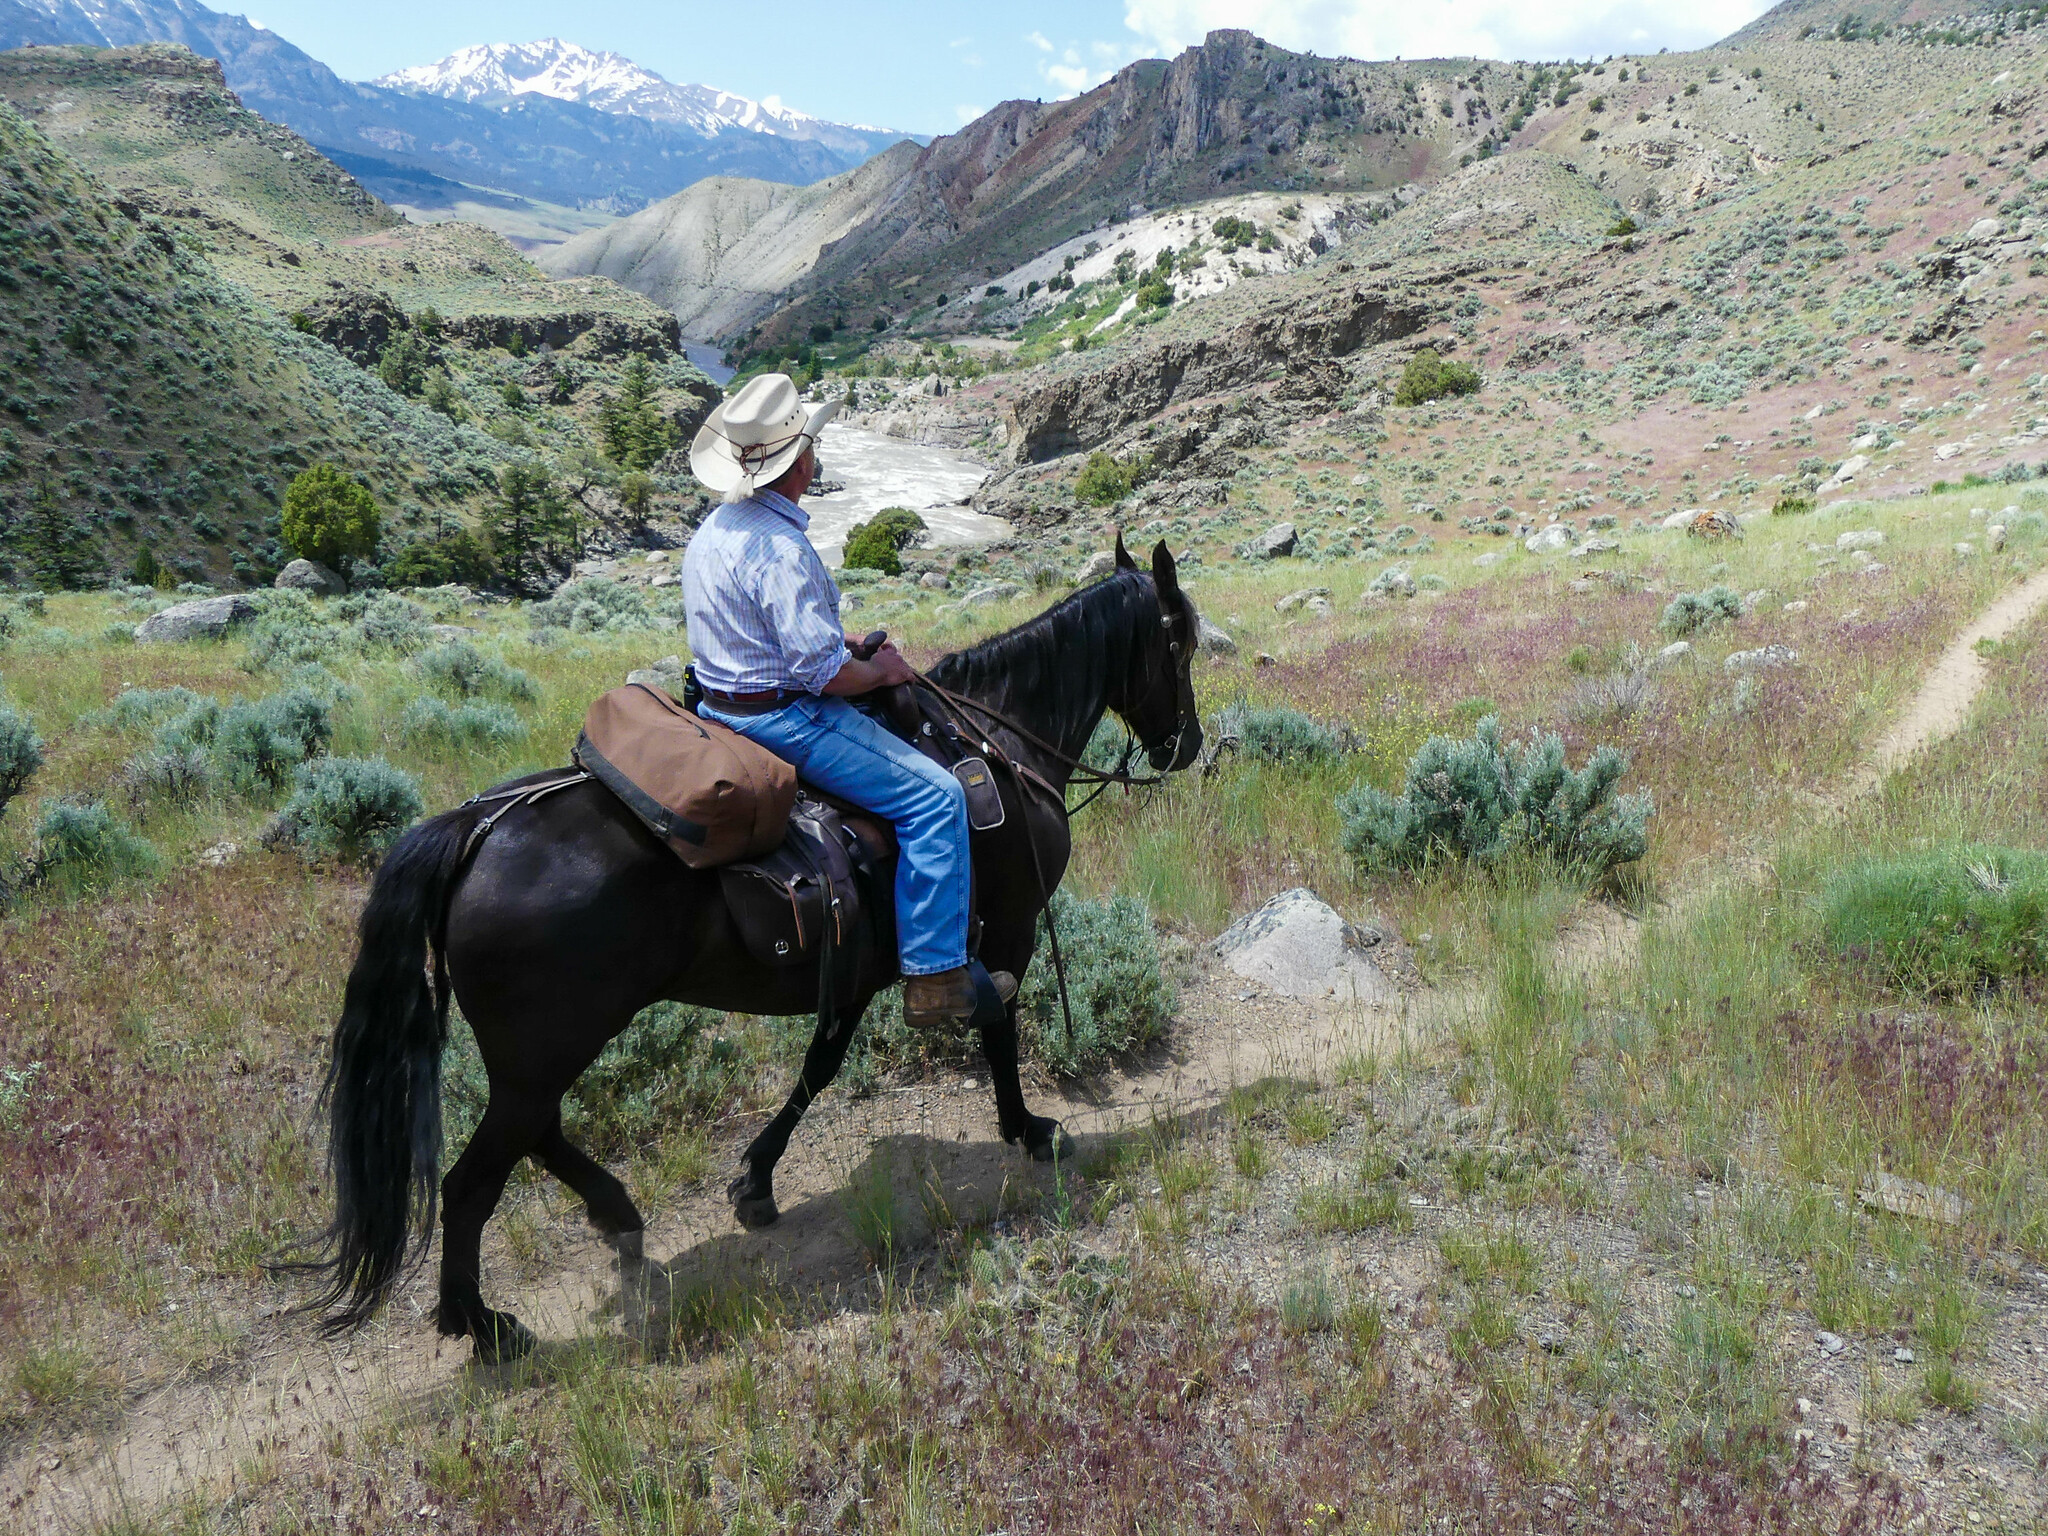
[689,372,840,499]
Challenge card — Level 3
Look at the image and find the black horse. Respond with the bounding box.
[299,539,1201,1361]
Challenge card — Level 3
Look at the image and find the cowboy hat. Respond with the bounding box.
[688,372,841,500]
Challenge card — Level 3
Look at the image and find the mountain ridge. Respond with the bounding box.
[0,0,907,214]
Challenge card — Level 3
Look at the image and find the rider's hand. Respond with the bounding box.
[868,645,913,687]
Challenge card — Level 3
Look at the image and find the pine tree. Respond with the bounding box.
[597,356,681,471]
[483,464,577,594]
[22,481,101,590]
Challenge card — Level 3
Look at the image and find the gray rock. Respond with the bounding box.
[1662,509,1703,530]
[1075,550,1118,584]
[626,655,686,689]
[1525,523,1576,554]
[134,593,259,644]
[1247,522,1298,559]
[1569,537,1620,558]
[1836,529,1885,551]
[1893,1346,1915,1364]
[1274,586,1332,614]
[1725,645,1798,672]
[919,572,951,592]
[427,624,477,642]
[1473,550,1507,568]
[1212,887,1397,1004]
[1305,595,1332,618]
[1655,640,1695,666]
[274,558,345,596]
[1368,565,1416,599]
[1197,615,1238,655]
[964,582,1024,606]
[1816,1331,1847,1355]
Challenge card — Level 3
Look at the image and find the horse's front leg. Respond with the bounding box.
[728,1004,864,1229]
[978,994,1076,1162]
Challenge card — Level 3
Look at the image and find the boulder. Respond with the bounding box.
[1662,509,1703,530]
[1568,537,1620,558]
[1836,529,1885,551]
[1472,550,1507,568]
[919,572,951,591]
[1196,615,1238,655]
[626,655,686,689]
[1525,524,1576,554]
[1274,586,1332,613]
[134,593,259,644]
[1989,523,2008,551]
[1075,550,1118,584]
[1826,454,1869,486]
[1966,216,2006,243]
[964,582,1024,606]
[1655,640,1695,666]
[274,558,345,597]
[1725,645,1797,672]
[1368,566,1416,599]
[1247,522,1298,559]
[1212,888,1398,1004]
[1688,508,1742,540]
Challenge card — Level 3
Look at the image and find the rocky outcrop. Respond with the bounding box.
[1003,283,1433,462]
[300,288,408,365]
[135,593,259,643]
[440,308,680,360]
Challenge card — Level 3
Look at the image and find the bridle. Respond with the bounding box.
[912,592,1197,811]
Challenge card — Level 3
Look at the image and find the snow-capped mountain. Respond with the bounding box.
[375,39,902,154]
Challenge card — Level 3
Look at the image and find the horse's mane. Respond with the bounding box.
[927,570,1157,755]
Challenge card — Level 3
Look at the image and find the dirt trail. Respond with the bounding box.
[9,569,2048,1534]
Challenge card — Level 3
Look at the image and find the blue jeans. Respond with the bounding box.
[701,695,970,976]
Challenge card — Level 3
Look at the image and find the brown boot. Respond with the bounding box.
[903,966,1018,1029]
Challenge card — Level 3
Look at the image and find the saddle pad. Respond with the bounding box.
[575,684,796,869]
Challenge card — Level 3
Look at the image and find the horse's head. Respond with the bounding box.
[1112,533,1204,773]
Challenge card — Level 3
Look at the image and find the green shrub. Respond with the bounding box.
[386,531,498,590]
[1075,452,1139,507]
[1215,702,1352,763]
[1394,348,1482,407]
[1337,715,1651,876]
[1607,215,1638,237]
[350,593,430,652]
[34,799,156,889]
[242,590,344,672]
[268,757,423,863]
[1820,844,2048,992]
[1659,585,1745,638]
[413,641,539,702]
[280,464,381,569]
[1019,889,1176,1076]
[398,697,528,750]
[1771,492,1814,516]
[0,703,44,823]
[567,1001,740,1158]
[1135,279,1174,310]
[843,506,929,575]
[128,688,331,802]
[106,687,204,731]
[528,577,651,635]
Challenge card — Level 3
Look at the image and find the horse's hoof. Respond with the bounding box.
[471,1310,536,1365]
[733,1196,781,1230]
[1027,1122,1077,1164]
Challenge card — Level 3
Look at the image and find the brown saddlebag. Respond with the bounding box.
[574,684,796,869]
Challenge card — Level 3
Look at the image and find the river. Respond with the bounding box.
[802,421,1009,564]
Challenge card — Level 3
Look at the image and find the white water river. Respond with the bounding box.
[802,421,1010,565]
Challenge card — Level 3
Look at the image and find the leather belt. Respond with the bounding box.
[703,686,804,715]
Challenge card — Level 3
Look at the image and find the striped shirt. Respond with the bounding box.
[680,489,849,695]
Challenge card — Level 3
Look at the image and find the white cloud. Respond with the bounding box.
[1025,30,1054,51]
[1119,0,1776,64]
[954,103,986,124]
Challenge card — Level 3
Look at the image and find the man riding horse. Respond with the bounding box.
[681,372,1014,1030]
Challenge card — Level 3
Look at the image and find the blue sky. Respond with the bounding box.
[242,0,1780,135]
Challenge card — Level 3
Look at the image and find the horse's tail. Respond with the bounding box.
[291,806,481,1333]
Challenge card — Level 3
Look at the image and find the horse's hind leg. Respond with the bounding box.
[531,1115,657,1335]
[728,1005,862,1230]
[437,1089,553,1363]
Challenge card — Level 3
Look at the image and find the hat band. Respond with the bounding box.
[714,425,808,474]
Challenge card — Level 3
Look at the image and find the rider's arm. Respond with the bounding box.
[822,645,911,696]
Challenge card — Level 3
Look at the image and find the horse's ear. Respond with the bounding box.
[1150,539,1180,598]
[1114,531,1137,570]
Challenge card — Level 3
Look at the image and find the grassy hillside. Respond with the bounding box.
[0,44,721,591]
[0,94,511,588]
